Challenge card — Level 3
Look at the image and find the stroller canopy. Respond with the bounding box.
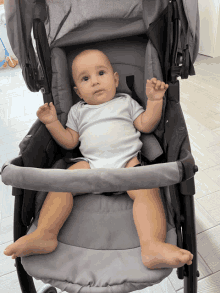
[5,0,199,73]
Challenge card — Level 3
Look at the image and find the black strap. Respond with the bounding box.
[126,76,145,108]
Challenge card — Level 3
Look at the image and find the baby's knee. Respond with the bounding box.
[125,156,140,168]
[79,161,90,169]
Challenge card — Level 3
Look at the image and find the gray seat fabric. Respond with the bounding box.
[44,0,143,46]
[21,160,177,293]
[24,212,176,293]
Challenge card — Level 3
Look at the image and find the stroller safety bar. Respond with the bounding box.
[1,161,184,194]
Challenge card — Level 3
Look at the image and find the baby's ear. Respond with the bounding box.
[114,72,119,87]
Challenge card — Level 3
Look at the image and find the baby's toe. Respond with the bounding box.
[12,254,17,259]
[180,249,193,258]
[4,246,14,256]
[181,251,193,264]
[188,253,194,265]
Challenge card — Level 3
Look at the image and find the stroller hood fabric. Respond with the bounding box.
[4,0,199,71]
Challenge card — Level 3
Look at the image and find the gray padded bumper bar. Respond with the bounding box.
[1,161,183,193]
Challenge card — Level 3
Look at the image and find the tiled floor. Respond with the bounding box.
[0,53,220,293]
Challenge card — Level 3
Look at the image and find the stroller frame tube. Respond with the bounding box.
[1,1,200,292]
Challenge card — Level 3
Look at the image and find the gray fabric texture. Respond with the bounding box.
[20,158,177,293]
[2,161,183,193]
[45,0,143,46]
[44,0,199,66]
[22,222,176,293]
[4,0,199,74]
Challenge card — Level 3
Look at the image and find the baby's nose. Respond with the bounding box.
[92,80,99,85]
[91,76,99,84]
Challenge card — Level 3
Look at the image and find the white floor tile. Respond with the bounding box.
[194,170,220,199]
[197,225,220,273]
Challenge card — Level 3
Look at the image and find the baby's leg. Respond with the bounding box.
[4,161,90,259]
[125,157,193,270]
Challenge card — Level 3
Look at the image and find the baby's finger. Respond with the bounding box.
[147,78,156,84]
[151,78,157,83]
[39,104,48,109]
[160,82,166,89]
[39,105,48,112]
[155,82,163,90]
[155,80,162,90]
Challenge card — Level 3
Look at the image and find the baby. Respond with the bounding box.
[4,49,193,270]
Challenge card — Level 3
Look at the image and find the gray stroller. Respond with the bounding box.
[1,0,200,292]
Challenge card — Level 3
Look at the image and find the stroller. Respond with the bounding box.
[1,0,200,292]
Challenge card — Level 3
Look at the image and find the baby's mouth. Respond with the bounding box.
[94,89,104,94]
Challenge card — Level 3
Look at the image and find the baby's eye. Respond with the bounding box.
[82,76,88,81]
[82,71,105,81]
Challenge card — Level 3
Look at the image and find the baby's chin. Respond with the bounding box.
[83,95,115,105]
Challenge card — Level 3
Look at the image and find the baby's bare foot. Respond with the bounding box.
[4,230,58,259]
[141,241,193,270]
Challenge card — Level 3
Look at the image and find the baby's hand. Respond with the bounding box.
[146,78,169,101]
[36,102,58,125]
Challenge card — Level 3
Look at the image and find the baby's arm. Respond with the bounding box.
[134,99,163,133]
[37,102,79,149]
[46,122,79,150]
[134,78,169,133]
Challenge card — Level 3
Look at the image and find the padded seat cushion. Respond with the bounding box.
[21,159,177,293]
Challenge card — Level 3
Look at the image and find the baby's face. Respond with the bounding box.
[72,51,119,105]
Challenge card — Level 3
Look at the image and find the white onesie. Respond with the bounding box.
[66,93,145,169]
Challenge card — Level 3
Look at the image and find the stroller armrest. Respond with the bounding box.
[1,162,9,174]
[0,155,23,174]
[0,155,24,196]
[1,160,186,194]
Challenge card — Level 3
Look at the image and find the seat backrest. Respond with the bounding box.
[50,34,163,162]
[66,34,148,109]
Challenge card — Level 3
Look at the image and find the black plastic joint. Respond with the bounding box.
[179,160,193,181]
[193,165,198,173]
[0,162,10,175]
